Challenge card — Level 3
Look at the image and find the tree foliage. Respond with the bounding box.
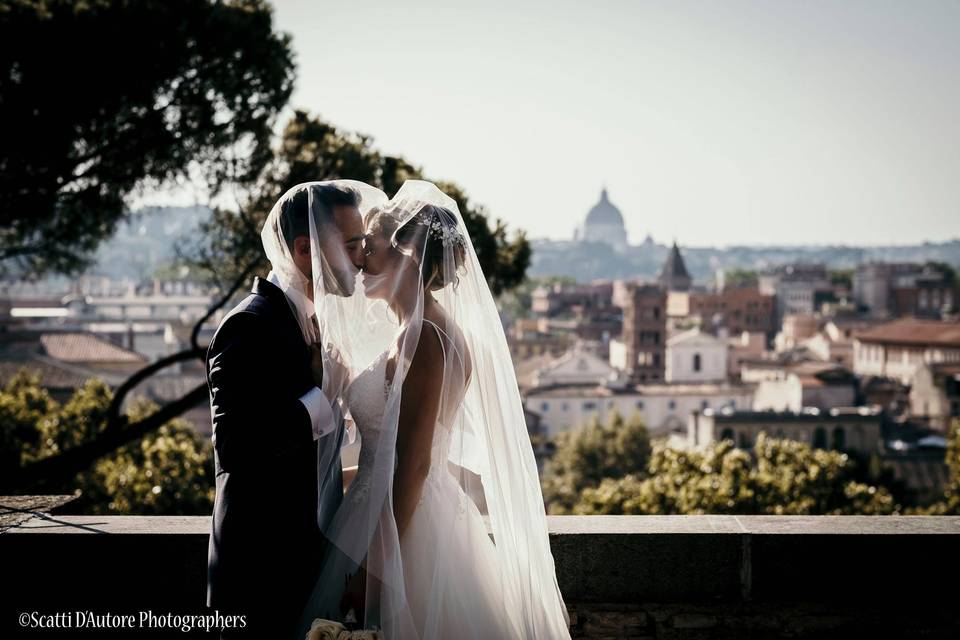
[0,0,295,276]
[911,419,960,515]
[542,411,898,515]
[2,370,213,515]
[182,110,531,296]
[541,411,652,514]
[569,434,896,515]
[722,268,759,289]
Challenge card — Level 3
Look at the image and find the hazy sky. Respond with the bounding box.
[168,1,960,247]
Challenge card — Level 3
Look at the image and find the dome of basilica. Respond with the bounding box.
[585,188,624,227]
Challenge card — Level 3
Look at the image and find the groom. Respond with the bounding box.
[205,184,366,638]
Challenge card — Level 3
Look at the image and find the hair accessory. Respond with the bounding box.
[415,209,465,248]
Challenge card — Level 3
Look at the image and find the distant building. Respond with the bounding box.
[576,188,628,252]
[687,407,883,457]
[665,328,727,383]
[507,318,573,360]
[800,318,878,370]
[853,319,960,384]
[880,420,950,496]
[774,314,820,352]
[610,281,666,382]
[728,331,767,378]
[667,288,775,338]
[908,362,960,433]
[854,262,958,319]
[526,343,626,389]
[658,242,691,292]
[530,281,615,318]
[753,364,857,413]
[523,380,753,436]
[759,263,834,324]
[527,281,621,355]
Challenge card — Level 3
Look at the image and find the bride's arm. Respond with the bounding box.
[392,331,444,540]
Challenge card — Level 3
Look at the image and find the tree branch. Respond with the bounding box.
[4,384,209,493]
[2,262,259,493]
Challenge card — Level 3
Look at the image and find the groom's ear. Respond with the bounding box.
[292,236,312,278]
[293,236,311,257]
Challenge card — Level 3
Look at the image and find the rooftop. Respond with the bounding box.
[855,318,960,347]
[39,332,146,364]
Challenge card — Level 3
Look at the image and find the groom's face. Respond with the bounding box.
[304,205,363,296]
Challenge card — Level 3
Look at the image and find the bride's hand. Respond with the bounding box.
[340,567,367,624]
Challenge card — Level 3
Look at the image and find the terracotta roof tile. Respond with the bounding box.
[39,332,146,364]
[855,319,960,348]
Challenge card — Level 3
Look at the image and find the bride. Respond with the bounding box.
[299,181,570,639]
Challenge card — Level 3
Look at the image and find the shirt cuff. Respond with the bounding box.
[299,386,336,440]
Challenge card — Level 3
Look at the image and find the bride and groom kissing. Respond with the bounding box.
[205,180,571,639]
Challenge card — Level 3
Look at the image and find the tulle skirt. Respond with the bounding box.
[300,472,523,640]
[398,473,522,639]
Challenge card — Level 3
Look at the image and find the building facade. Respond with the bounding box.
[853,319,960,384]
[524,381,755,437]
[665,328,728,383]
[610,281,666,382]
[668,288,776,338]
[688,408,884,457]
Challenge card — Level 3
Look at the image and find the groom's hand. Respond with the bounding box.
[340,568,367,624]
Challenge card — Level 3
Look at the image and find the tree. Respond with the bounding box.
[541,411,652,514]
[912,419,960,515]
[0,0,295,277]
[828,268,854,290]
[569,433,898,516]
[722,268,758,289]
[2,110,533,493]
[182,110,531,296]
[2,371,213,514]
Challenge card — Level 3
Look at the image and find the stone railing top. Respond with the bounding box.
[5,513,960,536]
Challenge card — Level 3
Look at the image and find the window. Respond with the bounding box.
[720,428,734,442]
[540,402,550,412]
[701,400,709,410]
[561,402,569,412]
[583,401,597,410]
[636,401,645,410]
[813,427,827,449]
[738,431,752,448]
[668,400,676,410]
[831,426,846,451]
[693,353,702,372]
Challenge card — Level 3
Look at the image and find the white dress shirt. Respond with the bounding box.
[265,270,344,443]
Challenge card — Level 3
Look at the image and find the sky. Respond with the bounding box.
[147,1,960,247]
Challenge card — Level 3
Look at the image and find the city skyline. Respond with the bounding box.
[139,1,960,248]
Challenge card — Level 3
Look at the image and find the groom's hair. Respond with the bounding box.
[279,184,360,252]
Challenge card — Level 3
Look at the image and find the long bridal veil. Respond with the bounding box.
[301,179,570,639]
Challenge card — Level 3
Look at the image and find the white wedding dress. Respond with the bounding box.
[341,320,522,639]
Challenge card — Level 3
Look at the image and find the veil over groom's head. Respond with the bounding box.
[260,180,388,345]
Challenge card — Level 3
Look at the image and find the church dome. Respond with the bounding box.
[585,188,624,227]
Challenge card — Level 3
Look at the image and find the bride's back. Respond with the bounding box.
[421,313,472,430]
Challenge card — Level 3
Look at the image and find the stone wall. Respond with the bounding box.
[3,513,959,639]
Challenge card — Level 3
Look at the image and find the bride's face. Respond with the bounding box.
[360,216,406,301]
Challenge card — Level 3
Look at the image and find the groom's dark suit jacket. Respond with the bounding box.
[206,276,343,638]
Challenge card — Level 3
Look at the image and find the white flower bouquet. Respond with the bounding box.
[306,618,380,640]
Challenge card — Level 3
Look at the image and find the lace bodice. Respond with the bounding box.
[342,320,468,507]
[345,350,391,473]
